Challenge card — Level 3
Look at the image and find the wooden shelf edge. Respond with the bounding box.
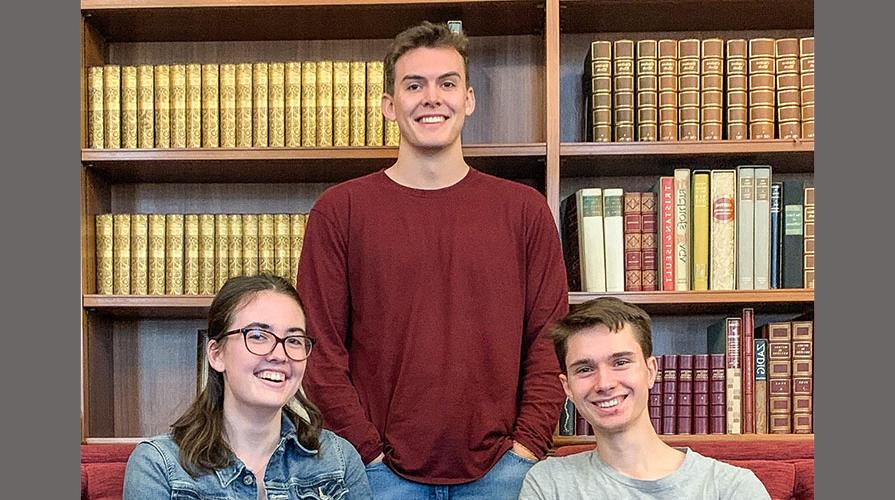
[561,140,814,157]
[81,0,533,10]
[83,437,145,445]
[569,289,814,305]
[553,433,814,448]
[84,295,214,308]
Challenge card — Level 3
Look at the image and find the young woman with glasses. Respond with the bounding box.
[123,274,372,499]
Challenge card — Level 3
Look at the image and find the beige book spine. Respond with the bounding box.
[130,214,149,295]
[102,65,121,148]
[113,214,131,294]
[366,61,384,146]
[385,119,400,146]
[332,61,350,146]
[183,214,200,294]
[710,170,737,290]
[186,64,202,148]
[95,214,114,294]
[349,61,366,146]
[154,65,171,148]
[316,61,334,147]
[121,66,138,148]
[253,63,269,146]
[242,214,260,276]
[148,214,166,295]
[228,214,244,278]
[137,65,154,148]
[673,169,691,290]
[274,214,291,278]
[259,214,276,274]
[289,213,308,287]
[284,62,302,147]
[219,64,236,147]
[268,62,286,147]
[166,214,185,295]
[214,214,229,291]
[236,63,253,147]
[169,65,187,148]
[201,64,219,147]
[88,67,104,148]
[198,214,216,294]
[301,62,317,146]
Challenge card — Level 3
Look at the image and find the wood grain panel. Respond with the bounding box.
[86,314,114,438]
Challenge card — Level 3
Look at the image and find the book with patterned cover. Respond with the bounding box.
[137,65,154,148]
[170,65,187,148]
[275,214,291,279]
[764,322,792,433]
[748,38,776,139]
[332,61,350,146]
[588,40,612,142]
[736,167,755,290]
[130,214,148,295]
[236,63,253,147]
[121,66,138,148]
[242,214,259,276]
[676,354,694,434]
[691,170,710,290]
[148,214,166,295]
[214,214,229,291]
[708,317,742,434]
[366,61,384,146]
[113,214,131,294]
[754,167,772,289]
[385,120,400,146]
[201,64,219,148]
[186,64,202,148]
[95,214,114,294]
[636,40,658,141]
[165,214,185,295]
[154,65,171,148]
[285,62,302,147]
[754,337,769,433]
[88,67,104,148]
[803,187,815,289]
[775,38,801,139]
[710,170,736,290]
[623,192,642,291]
[613,40,635,142]
[782,180,805,288]
[791,320,814,433]
[677,39,700,141]
[741,308,755,433]
[800,37,815,139]
[316,61,333,147]
[184,214,200,295]
[662,354,678,434]
[259,214,276,274]
[290,213,308,287]
[641,192,658,291]
[709,353,726,434]
[301,62,317,146]
[649,355,663,433]
[219,64,236,148]
[673,169,690,290]
[268,63,286,147]
[726,40,748,140]
[693,354,710,434]
[655,176,674,291]
[602,188,625,292]
[228,214,243,279]
[700,39,724,140]
[253,63,269,147]
[349,62,366,146]
[198,214,215,295]
[657,40,677,141]
[102,65,121,148]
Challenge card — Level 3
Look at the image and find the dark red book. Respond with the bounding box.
[791,320,814,433]
[676,354,694,434]
[624,192,643,291]
[693,354,710,434]
[576,414,592,436]
[709,353,726,434]
[649,355,664,433]
[641,192,658,291]
[765,322,793,433]
[741,308,755,433]
[662,354,678,434]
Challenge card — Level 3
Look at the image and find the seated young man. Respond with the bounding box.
[519,297,770,499]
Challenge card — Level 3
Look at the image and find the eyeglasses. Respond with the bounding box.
[221,327,315,362]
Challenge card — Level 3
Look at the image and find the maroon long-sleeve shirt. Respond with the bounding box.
[297,168,568,483]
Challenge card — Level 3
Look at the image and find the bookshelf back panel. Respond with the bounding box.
[110,183,334,215]
[651,312,812,356]
[105,35,545,144]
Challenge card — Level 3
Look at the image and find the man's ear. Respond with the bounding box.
[381,92,396,121]
[559,373,573,400]
[464,86,476,116]
[646,355,658,389]
[207,339,226,373]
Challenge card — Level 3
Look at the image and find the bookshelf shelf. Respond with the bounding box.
[569,290,815,314]
[84,294,214,318]
[552,433,814,449]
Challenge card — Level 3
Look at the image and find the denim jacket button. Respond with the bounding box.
[243,474,254,485]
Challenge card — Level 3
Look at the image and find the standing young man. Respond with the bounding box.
[297,22,568,499]
[520,298,770,499]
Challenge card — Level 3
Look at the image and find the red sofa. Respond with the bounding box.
[82,440,813,500]
[554,439,814,500]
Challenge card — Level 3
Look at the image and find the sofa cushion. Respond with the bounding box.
[81,444,134,500]
[726,459,795,500]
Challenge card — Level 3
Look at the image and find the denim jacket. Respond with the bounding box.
[123,414,373,500]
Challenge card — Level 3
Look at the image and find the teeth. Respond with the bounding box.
[257,370,285,382]
[419,116,445,123]
[597,398,619,408]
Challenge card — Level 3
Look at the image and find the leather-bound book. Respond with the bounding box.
[316,60,333,147]
[285,62,302,147]
[198,214,215,295]
[252,62,269,147]
[613,40,635,142]
[641,192,658,291]
[709,317,742,434]
[693,354,710,434]
[677,39,700,140]
[349,61,366,146]
[259,213,276,274]
[782,180,805,288]
[113,214,131,295]
[95,214,114,295]
[268,62,286,147]
[333,61,351,146]
[725,39,748,140]
[183,214,200,295]
[102,65,121,148]
[301,61,318,146]
[121,66,138,148]
[800,37,815,139]
[137,65,154,148]
[662,354,678,434]
[700,39,723,140]
[655,176,675,291]
[624,192,643,291]
[88,66,104,148]
[274,214,291,279]
[235,63,253,147]
[169,65,187,148]
[748,38,775,139]
[803,187,815,289]
[185,64,202,148]
[154,65,171,148]
[365,61,383,146]
[214,214,229,292]
[741,308,755,433]
[676,354,694,434]
[791,320,814,433]
[130,214,148,295]
[385,119,400,146]
[775,38,801,139]
[636,40,658,141]
[765,322,793,433]
[219,64,236,148]
[242,214,259,277]
[709,353,726,434]
[650,355,664,433]
[228,214,243,278]
[201,64,219,148]
[657,40,678,141]
[148,214,166,295]
[586,40,612,142]
[165,214,185,295]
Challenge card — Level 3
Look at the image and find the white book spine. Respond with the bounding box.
[578,189,607,292]
[603,188,625,291]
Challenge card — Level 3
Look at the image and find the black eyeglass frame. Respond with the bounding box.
[220,327,316,362]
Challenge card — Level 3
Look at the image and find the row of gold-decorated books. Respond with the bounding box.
[94,213,308,295]
[86,61,400,149]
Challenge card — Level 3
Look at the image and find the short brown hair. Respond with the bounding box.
[384,21,469,95]
[551,297,653,373]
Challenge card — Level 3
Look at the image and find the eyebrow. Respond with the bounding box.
[241,322,306,335]
[568,351,636,368]
[401,71,462,83]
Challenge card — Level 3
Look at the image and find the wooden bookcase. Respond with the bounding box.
[80,0,815,444]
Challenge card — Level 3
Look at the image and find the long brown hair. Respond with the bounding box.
[171,274,324,477]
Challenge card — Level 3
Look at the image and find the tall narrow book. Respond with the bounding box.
[765,322,793,433]
[235,63,253,147]
[201,64,219,148]
[800,37,815,139]
[624,192,643,291]
[754,337,769,433]
[148,214,166,295]
[228,214,243,279]
[588,41,612,142]
[775,38,801,139]
[198,214,216,295]
[803,187,815,289]
[709,353,726,434]
[613,40,635,142]
[242,214,259,276]
[791,320,814,433]
[284,62,302,147]
[708,317,742,434]
[693,354,710,434]
[657,40,677,141]
[169,65,187,148]
[641,192,658,291]
[253,63,269,147]
[275,214,291,279]
[332,61,351,146]
[748,38,776,139]
[301,62,317,147]
[741,308,755,433]
[655,177,675,291]
[214,214,229,292]
[649,356,664,433]
[316,61,334,147]
[700,39,724,140]
[259,214,276,274]
[268,62,286,147]
[121,66,138,148]
[673,169,690,290]
[365,61,384,146]
[677,39,700,140]
[113,214,131,295]
[102,65,121,149]
[636,40,658,141]
[753,167,772,289]
[662,354,678,434]
[219,64,236,148]
[186,64,202,148]
[130,214,149,295]
[691,170,710,290]
[710,170,736,290]
[137,65,154,148]
[165,214,185,295]
[602,188,625,292]
[736,167,755,290]
[95,214,114,294]
[725,39,748,140]
[87,66,104,149]
[577,189,607,292]
[184,214,200,295]
[154,65,171,148]
[770,182,783,288]
[676,354,694,434]
[782,181,805,288]
[290,213,308,287]
[349,61,366,146]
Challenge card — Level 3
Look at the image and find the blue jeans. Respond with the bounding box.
[366,449,537,499]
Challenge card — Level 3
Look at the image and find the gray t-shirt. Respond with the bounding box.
[519,447,770,499]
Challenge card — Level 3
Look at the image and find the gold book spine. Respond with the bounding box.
[228,214,244,278]
[236,63,253,147]
[130,214,149,294]
[289,213,308,287]
[219,64,236,147]
[102,65,121,148]
[148,214,166,295]
[268,62,286,147]
[154,65,171,148]
[198,214,216,294]
[88,67,104,149]
[316,61,333,147]
[170,65,187,148]
[121,66,138,148]
[284,62,302,147]
[242,214,260,276]
[332,61,350,146]
[259,214,276,274]
[186,64,203,148]
[214,214,229,291]
[137,65,154,148]
[349,61,366,146]
[113,214,131,294]
[366,61,384,146]
[95,214,114,294]
[253,62,269,147]
[166,214,185,295]
[184,214,200,295]
[274,214,291,278]
[201,64,219,147]
[385,119,400,146]
[301,62,317,146]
